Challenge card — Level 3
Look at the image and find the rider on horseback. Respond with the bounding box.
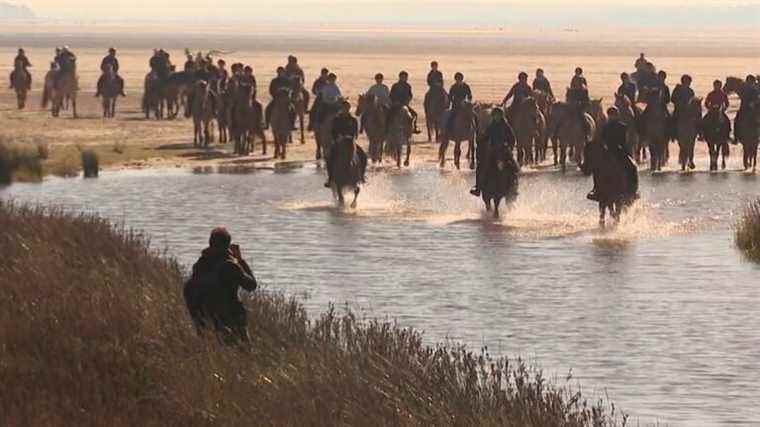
[389,71,421,134]
[96,48,125,98]
[568,67,591,138]
[9,48,31,90]
[587,107,639,201]
[501,72,532,120]
[617,72,637,105]
[313,72,342,129]
[446,72,473,136]
[705,79,731,136]
[427,61,444,88]
[532,68,554,100]
[53,46,76,86]
[361,73,391,133]
[670,74,695,124]
[265,67,292,129]
[470,107,516,197]
[309,68,330,131]
[734,75,760,140]
[325,100,368,188]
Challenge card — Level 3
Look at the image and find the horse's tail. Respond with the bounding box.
[41,84,50,108]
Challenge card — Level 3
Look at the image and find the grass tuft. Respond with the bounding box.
[0,138,44,184]
[0,202,627,426]
[81,149,100,178]
[736,198,760,262]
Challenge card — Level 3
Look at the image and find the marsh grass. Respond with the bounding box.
[0,138,44,184]
[736,198,760,262]
[0,202,626,426]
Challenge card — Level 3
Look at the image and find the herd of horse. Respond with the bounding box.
[8,57,760,221]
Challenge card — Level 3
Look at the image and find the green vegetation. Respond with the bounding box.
[0,202,626,426]
[736,198,760,262]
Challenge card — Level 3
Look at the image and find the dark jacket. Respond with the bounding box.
[532,77,554,97]
[14,54,31,69]
[269,76,291,98]
[617,82,637,103]
[486,118,516,149]
[312,76,328,96]
[101,55,119,73]
[189,247,257,322]
[670,84,694,108]
[427,70,443,87]
[332,113,359,140]
[390,81,413,105]
[602,120,629,153]
[505,82,532,106]
[449,82,472,107]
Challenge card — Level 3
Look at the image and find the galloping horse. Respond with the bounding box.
[477,140,519,219]
[230,83,265,155]
[639,88,669,171]
[386,105,414,168]
[189,81,217,147]
[11,63,31,110]
[270,89,294,159]
[581,139,639,227]
[547,101,595,172]
[700,106,732,171]
[675,97,703,171]
[356,93,388,164]
[511,97,546,166]
[424,86,448,142]
[330,136,368,208]
[439,100,477,170]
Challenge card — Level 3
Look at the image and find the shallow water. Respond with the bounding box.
[3,164,760,426]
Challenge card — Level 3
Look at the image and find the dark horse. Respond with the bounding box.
[477,137,519,219]
[700,106,732,171]
[581,139,639,227]
[329,136,368,208]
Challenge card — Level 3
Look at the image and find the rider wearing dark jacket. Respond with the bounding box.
[532,68,554,99]
[265,67,292,128]
[186,227,257,344]
[9,48,32,90]
[100,48,119,73]
[471,108,516,197]
[427,61,443,88]
[325,101,367,188]
[96,48,125,97]
[587,107,638,201]
[446,72,473,134]
[389,71,420,134]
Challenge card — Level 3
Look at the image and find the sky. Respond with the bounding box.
[10,0,760,28]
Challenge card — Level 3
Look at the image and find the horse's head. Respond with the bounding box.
[724,76,743,94]
[614,92,630,108]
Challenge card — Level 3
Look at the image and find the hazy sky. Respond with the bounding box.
[16,0,760,28]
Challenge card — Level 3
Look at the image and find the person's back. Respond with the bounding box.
[427,63,443,88]
[187,228,257,343]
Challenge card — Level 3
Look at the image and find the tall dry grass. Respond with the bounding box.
[0,201,626,426]
[736,198,760,262]
[0,138,44,185]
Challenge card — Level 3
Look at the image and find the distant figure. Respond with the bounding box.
[284,55,305,86]
[427,61,444,88]
[569,67,587,90]
[100,47,119,74]
[311,68,329,96]
[635,53,647,72]
[184,227,258,344]
[149,48,172,79]
[502,71,532,109]
[265,67,291,128]
[705,79,731,125]
[390,71,421,134]
[532,68,554,99]
[617,72,636,104]
[670,74,695,122]
[9,48,32,90]
[316,72,343,124]
[587,107,637,201]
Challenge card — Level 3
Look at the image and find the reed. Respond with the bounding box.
[0,201,626,426]
[736,198,760,262]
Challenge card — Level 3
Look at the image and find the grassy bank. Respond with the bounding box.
[736,198,760,262]
[0,201,626,426]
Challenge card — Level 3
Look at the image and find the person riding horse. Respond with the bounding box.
[671,74,695,124]
[9,48,32,90]
[311,72,342,131]
[389,71,421,134]
[734,75,760,138]
[325,100,368,188]
[265,67,293,129]
[445,72,473,135]
[617,72,637,105]
[361,72,391,133]
[470,107,516,197]
[309,68,330,130]
[587,107,639,201]
[149,49,172,80]
[705,79,732,136]
[502,71,533,121]
[427,61,444,89]
[96,48,125,98]
[532,68,554,100]
[568,67,592,137]
[53,46,76,86]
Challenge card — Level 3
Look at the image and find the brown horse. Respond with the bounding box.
[356,93,388,164]
[589,98,607,142]
[189,81,217,147]
[511,97,546,166]
[386,105,414,168]
[675,97,702,171]
[477,140,519,219]
[725,77,760,172]
[43,68,78,118]
[230,83,265,156]
[11,64,31,110]
[291,81,310,145]
[581,139,638,227]
[270,90,293,160]
[532,90,555,163]
[329,137,367,208]
[424,86,449,142]
[638,88,669,172]
[547,102,595,172]
[439,101,477,170]
[700,106,732,171]
[143,72,165,120]
[216,89,231,144]
[98,68,122,118]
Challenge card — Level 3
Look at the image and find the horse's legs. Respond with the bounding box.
[484,197,492,212]
[493,197,502,219]
[439,140,448,168]
[72,98,78,119]
[351,187,360,209]
[560,143,567,173]
[599,203,606,228]
[396,145,401,168]
[468,139,475,170]
[404,141,411,167]
[454,141,462,170]
[300,114,306,144]
[721,142,729,170]
[427,120,432,143]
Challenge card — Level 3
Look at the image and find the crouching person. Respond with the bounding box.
[184,227,258,345]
